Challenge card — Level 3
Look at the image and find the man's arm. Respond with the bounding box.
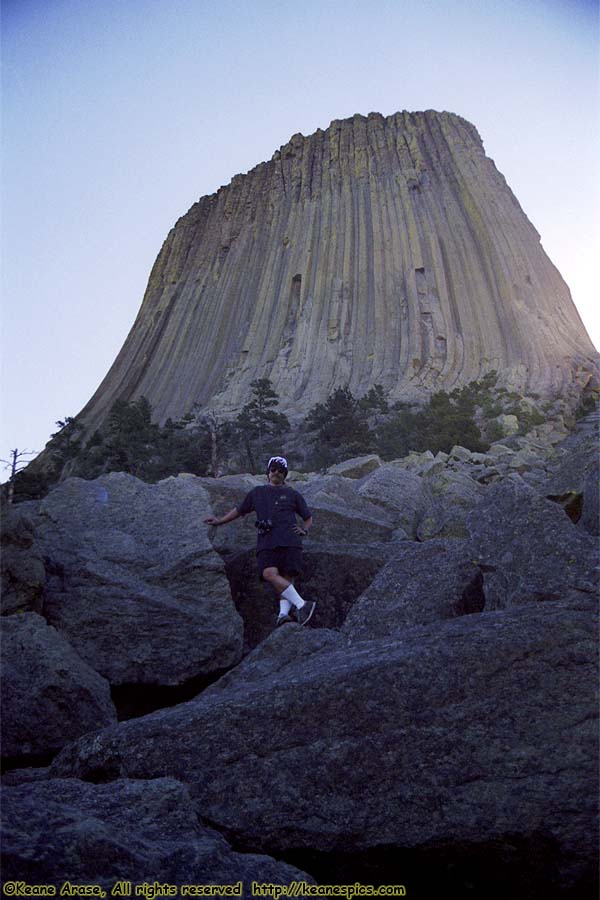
[293,490,313,536]
[203,508,241,527]
[293,515,313,536]
[205,487,254,527]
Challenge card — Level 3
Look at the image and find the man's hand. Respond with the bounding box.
[294,516,312,537]
[203,508,240,528]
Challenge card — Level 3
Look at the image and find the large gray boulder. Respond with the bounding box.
[300,474,395,544]
[540,411,599,536]
[199,473,264,556]
[0,506,45,615]
[1,612,116,759]
[356,465,428,537]
[50,598,598,896]
[1,777,313,890]
[35,473,243,685]
[466,477,599,609]
[416,468,484,540]
[342,539,483,639]
[326,454,383,479]
[579,465,600,536]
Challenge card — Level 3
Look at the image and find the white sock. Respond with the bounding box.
[279,597,292,616]
[281,584,305,609]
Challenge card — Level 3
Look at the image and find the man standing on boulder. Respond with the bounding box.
[203,456,316,628]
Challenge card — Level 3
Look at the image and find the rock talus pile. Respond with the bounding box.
[1,412,598,897]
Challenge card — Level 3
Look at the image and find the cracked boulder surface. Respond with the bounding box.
[3,413,599,895]
[466,478,599,609]
[416,468,484,540]
[33,472,243,685]
[0,777,314,890]
[341,539,484,639]
[539,407,600,536]
[1,612,117,760]
[48,597,598,896]
[0,505,45,615]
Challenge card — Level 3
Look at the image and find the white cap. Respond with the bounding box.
[268,456,288,470]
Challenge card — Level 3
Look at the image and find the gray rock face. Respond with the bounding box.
[580,466,599,536]
[300,475,395,544]
[466,477,599,608]
[0,507,45,615]
[1,613,116,758]
[49,598,598,895]
[541,407,600,536]
[416,468,484,540]
[493,413,520,436]
[75,110,597,434]
[1,777,313,889]
[197,473,265,557]
[36,473,243,685]
[356,465,427,537]
[3,415,598,895]
[342,539,483,639]
[326,455,383,479]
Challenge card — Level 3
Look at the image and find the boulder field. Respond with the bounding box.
[1,412,598,897]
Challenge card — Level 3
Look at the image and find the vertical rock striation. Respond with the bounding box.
[79,110,597,427]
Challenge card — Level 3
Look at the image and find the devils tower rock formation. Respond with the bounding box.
[79,110,596,428]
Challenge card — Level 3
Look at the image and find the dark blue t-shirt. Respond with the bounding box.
[236,484,312,551]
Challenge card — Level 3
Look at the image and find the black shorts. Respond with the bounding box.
[257,547,303,581]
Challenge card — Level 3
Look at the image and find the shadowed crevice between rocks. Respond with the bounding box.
[1,751,55,775]
[193,814,594,900]
[110,667,231,721]
[79,762,125,785]
[223,547,387,652]
[454,568,486,615]
[546,491,584,524]
[277,834,589,900]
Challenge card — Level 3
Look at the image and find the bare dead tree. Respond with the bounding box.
[1,448,37,504]
[190,403,228,477]
[203,409,229,478]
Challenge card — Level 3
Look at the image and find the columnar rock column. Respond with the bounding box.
[79,110,597,428]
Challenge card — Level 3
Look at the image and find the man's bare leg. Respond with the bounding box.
[262,566,292,597]
[262,567,315,626]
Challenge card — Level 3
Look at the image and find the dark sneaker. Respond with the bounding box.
[296,601,316,626]
[276,614,294,628]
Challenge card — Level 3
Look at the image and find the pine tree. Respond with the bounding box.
[359,383,389,413]
[305,387,374,469]
[103,397,160,477]
[235,379,290,471]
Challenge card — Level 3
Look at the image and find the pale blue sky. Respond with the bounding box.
[2,0,599,467]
